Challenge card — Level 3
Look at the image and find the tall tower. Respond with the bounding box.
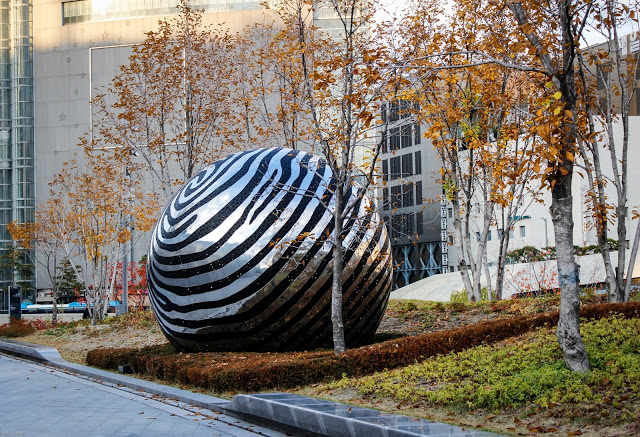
[0,0,35,293]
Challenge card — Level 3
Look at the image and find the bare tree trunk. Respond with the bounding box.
[495,216,512,300]
[495,242,507,300]
[483,251,492,301]
[452,203,475,301]
[332,182,346,354]
[552,178,590,372]
[51,293,58,324]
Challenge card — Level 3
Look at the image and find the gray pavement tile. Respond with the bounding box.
[0,354,285,437]
[168,419,200,436]
[192,426,227,437]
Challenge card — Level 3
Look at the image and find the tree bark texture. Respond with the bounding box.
[331,182,346,354]
[552,176,590,372]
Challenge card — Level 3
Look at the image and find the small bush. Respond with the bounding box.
[86,302,640,393]
[0,318,37,337]
[450,287,490,304]
[29,318,49,330]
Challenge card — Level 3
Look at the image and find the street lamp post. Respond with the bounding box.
[541,217,549,249]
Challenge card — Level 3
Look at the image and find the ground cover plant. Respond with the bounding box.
[315,314,640,436]
[85,301,640,393]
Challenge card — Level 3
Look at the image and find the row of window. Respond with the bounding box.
[62,0,275,24]
[385,212,424,239]
[380,100,418,124]
[474,226,526,241]
[382,181,423,210]
[382,151,421,181]
[382,123,421,153]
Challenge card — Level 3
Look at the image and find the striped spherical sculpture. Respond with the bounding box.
[147,148,392,352]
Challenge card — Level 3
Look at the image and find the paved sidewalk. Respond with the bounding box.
[0,353,286,437]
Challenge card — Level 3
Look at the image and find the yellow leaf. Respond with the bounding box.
[553,91,562,99]
[553,107,561,115]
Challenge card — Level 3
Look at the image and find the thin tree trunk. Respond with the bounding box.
[452,202,475,300]
[332,182,346,355]
[52,294,58,324]
[483,251,492,301]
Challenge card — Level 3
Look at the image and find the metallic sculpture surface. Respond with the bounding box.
[147,148,392,352]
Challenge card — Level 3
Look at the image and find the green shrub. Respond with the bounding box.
[450,287,490,303]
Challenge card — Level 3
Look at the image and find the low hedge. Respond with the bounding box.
[86,301,640,393]
[0,318,37,337]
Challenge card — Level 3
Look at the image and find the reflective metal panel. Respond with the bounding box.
[147,148,392,352]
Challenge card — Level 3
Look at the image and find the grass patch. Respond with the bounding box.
[327,315,640,415]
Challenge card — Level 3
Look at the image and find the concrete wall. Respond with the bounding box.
[32,1,281,287]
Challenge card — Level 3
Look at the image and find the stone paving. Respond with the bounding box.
[0,353,286,437]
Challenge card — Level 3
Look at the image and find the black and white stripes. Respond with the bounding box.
[147,148,392,352]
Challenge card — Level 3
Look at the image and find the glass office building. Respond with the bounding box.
[0,0,34,300]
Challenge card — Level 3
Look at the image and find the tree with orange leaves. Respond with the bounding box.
[11,146,158,325]
[397,0,640,372]
[392,0,543,302]
[265,0,400,354]
[88,0,237,202]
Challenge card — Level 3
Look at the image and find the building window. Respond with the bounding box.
[520,226,526,237]
[390,156,401,179]
[414,151,422,175]
[476,232,481,242]
[414,123,421,145]
[488,230,492,241]
[448,207,453,219]
[382,130,388,153]
[401,124,412,148]
[389,127,400,151]
[383,188,389,211]
[415,181,423,205]
[62,0,270,25]
[391,185,401,208]
[403,184,414,208]
[387,99,412,122]
[416,211,424,235]
[498,229,503,238]
[391,215,400,238]
[406,213,414,235]
[401,153,413,177]
[382,159,388,182]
